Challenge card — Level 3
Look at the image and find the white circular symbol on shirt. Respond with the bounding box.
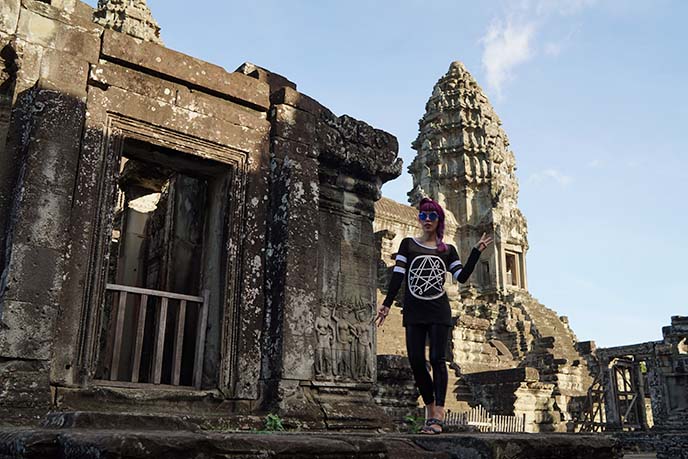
[408,255,446,300]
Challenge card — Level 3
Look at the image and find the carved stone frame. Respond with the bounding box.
[74,110,248,394]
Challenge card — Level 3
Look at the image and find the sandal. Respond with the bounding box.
[420,418,444,435]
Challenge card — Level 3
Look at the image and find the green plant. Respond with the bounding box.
[264,413,285,432]
[404,414,424,433]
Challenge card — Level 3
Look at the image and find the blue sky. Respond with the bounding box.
[85,1,687,347]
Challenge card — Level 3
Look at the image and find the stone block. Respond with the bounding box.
[21,0,102,33]
[101,29,270,110]
[0,0,20,35]
[13,38,43,85]
[3,242,62,306]
[12,186,71,250]
[465,367,539,385]
[39,47,89,98]
[270,86,328,116]
[0,300,57,359]
[16,7,100,63]
[175,86,269,132]
[236,62,297,92]
[0,359,51,424]
[90,61,179,105]
[21,87,84,194]
[272,104,316,145]
[99,86,266,154]
[271,137,317,160]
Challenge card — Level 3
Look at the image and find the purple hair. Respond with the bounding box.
[419,197,447,253]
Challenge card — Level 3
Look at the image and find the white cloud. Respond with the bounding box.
[480,0,596,95]
[481,19,536,97]
[544,42,562,57]
[528,168,573,186]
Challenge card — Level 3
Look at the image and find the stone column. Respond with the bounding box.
[0,0,100,422]
[262,86,401,428]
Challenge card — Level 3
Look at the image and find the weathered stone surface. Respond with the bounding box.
[271,86,328,116]
[465,367,539,385]
[0,300,57,359]
[90,60,179,104]
[0,0,21,35]
[175,86,269,131]
[39,47,88,97]
[3,243,62,306]
[1,0,402,432]
[656,432,688,459]
[0,359,51,426]
[0,429,624,459]
[593,316,688,433]
[101,29,270,110]
[237,62,297,93]
[93,85,265,154]
[94,0,163,45]
[272,103,317,145]
[16,4,101,63]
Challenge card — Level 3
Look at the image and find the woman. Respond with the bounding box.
[375,197,493,434]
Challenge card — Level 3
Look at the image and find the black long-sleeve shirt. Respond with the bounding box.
[382,237,481,326]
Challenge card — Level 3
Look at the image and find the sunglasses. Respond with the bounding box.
[418,211,439,222]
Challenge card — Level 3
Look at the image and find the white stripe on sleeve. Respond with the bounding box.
[393,266,406,274]
[395,254,407,264]
[452,269,463,280]
[449,260,462,270]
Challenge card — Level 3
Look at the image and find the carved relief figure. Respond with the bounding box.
[354,307,373,379]
[314,307,335,378]
[332,305,356,378]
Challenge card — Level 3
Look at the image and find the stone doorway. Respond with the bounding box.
[90,138,234,391]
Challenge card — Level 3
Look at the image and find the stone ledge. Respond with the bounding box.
[464,367,540,385]
[0,429,623,459]
[101,29,270,111]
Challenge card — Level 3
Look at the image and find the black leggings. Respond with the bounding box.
[405,323,450,407]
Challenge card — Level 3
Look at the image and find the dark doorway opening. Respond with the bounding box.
[95,139,231,389]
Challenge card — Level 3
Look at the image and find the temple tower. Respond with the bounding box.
[409,61,528,295]
[94,0,163,45]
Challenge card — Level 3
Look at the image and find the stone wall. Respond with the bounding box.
[0,0,400,428]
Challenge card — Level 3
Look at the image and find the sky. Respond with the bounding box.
[84,0,687,347]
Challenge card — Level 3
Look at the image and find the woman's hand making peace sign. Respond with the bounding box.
[476,232,494,252]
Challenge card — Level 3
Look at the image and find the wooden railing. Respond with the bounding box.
[445,405,527,433]
[103,283,209,389]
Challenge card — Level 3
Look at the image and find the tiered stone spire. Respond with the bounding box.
[409,61,528,292]
[94,0,163,45]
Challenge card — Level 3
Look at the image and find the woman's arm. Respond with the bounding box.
[376,239,409,327]
[452,232,494,283]
[381,238,409,307]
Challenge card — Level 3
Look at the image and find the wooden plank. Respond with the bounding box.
[172,300,187,386]
[106,283,203,302]
[131,294,148,383]
[153,297,169,384]
[93,379,193,390]
[110,291,127,380]
[193,290,210,389]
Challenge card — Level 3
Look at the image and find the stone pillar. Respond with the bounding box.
[0,0,100,423]
[262,86,401,428]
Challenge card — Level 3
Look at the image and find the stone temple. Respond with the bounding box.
[374,61,593,432]
[0,1,686,458]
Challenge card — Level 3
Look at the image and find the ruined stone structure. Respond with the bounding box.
[576,317,688,458]
[93,0,162,45]
[374,62,594,432]
[0,0,401,428]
